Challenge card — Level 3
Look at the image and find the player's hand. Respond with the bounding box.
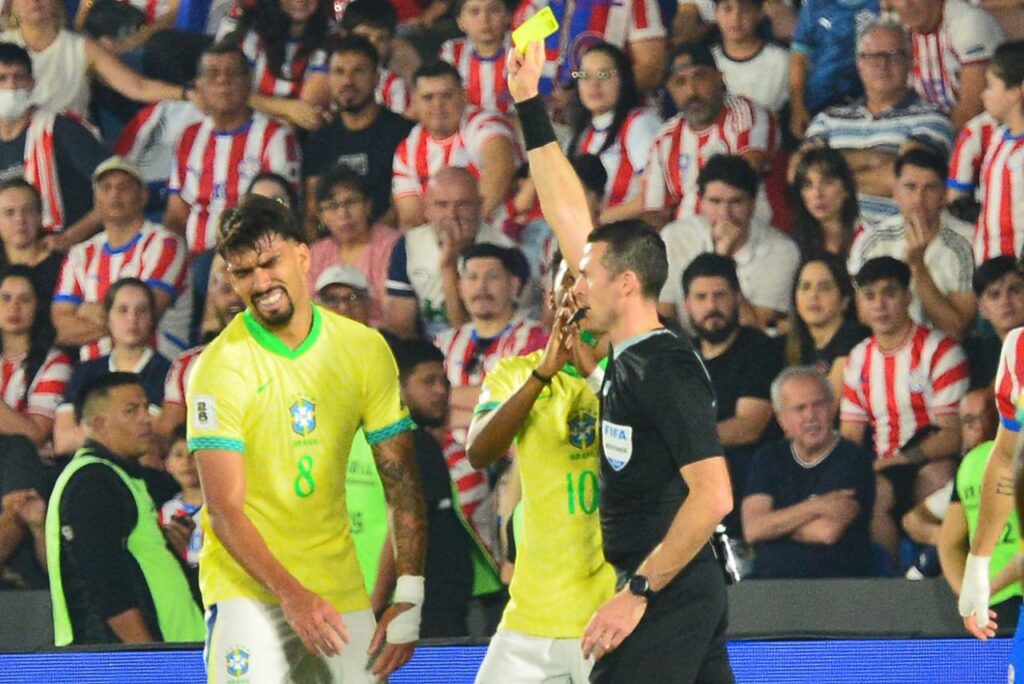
[537,300,575,378]
[959,554,995,640]
[507,40,545,103]
[569,327,599,378]
[581,589,647,661]
[366,602,417,677]
[280,585,350,656]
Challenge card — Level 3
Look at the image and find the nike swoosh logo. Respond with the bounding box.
[257,379,272,393]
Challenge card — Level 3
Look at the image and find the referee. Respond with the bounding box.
[507,43,736,683]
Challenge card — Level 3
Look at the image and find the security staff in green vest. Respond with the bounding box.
[46,372,204,646]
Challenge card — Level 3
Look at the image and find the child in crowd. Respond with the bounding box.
[711,0,790,115]
[973,40,1024,264]
[439,0,513,114]
[340,0,411,115]
[159,425,204,571]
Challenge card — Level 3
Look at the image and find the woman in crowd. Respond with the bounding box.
[218,0,331,130]
[790,147,869,261]
[0,179,61,303]
[246,170,299,211]
[0,265,71,451]
[785,253,868,407]
[566,41,661,223]
[2,0,184,119]
[53,278,170,458]
[307,166,399,329]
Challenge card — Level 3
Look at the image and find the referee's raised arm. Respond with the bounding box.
[508,42,592,274]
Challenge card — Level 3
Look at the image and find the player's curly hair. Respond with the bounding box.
[216,194,307,257]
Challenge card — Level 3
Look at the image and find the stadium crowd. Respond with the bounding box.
[0,0,1022,649]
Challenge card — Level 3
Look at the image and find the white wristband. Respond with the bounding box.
[386,575,424,644]
[585,365,604,394]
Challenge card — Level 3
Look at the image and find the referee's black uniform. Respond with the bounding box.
[593,329,734,684]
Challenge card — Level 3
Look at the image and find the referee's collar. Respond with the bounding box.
[612,328,673,357]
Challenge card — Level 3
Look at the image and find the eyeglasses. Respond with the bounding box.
[571,69,619,81]
[319,291,366,307]
[856,50,906,64]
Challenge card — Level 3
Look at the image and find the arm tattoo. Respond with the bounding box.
[996,476,1016,497]
[371,432,427,576]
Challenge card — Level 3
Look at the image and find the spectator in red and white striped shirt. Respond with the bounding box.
[891,0,1004,129]
[164,43,301,255]
[436,243,548,433]
[439,0,512,115]
[392,61,519,230]
[53,157,190,363]
[840,256,968,560]
[973,41,1024,266]
[0,264,71,450]
[566,41,662,224]
[946,110,997,205]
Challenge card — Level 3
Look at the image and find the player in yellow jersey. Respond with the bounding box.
[186,196,427,683]
[467,257,616,683]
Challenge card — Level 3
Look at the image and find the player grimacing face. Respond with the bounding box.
[225,234,312,330]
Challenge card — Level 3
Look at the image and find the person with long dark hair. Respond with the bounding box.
[791,147,869,260]
[0,265,72,450]
[219,0,331,130]
[566,41,661,224]
[785,254,868,409]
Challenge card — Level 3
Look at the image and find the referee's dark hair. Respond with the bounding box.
[588,220,668,300]
[682,253,741,297]
[697,154,759,199]
[217,193,307,258]
[854,256,911,290]
[389,339,446,382]
[973,256,1023,297]
[74,372,144,424]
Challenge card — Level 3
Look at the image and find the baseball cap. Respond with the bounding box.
[315,265,371,295]
[92,156,144,185]
[668,43,718,73]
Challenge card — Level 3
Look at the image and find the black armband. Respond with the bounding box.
[515,96,557,151]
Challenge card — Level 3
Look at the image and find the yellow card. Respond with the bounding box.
[512,7,559,53]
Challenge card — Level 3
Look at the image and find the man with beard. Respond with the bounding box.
[682,253,784,536]
[741,367,875,579]
[186,195,427,682]
[301,35,414,236]
[374,339,500,639]
[639,42,779,229]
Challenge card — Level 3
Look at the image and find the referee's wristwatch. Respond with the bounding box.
[628,574,654,601]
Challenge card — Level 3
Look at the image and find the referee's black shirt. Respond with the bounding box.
[599,329,724,571]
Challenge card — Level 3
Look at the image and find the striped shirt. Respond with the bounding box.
[434,317,549,388]
[805,92,955,223]
[163,344,206,408]
[123,0,174,23]
[975,129,1024,265]
[0,349,72,419]
[573,107,662,208]
[439,37,513,115]
[169,113,301,253]
[392,107,518,201]
[847,212,975,329]
[995,327,1024,431]
[53,221,190,361]
[947,111,998,196]
[377,67,410,116]
[442,431,493,554]
[841,324,969,459]
[512,0,666,93]
[909,0,1003,113]
[238,31,327,99]
[642,95,776,220]
[114,101,205,187]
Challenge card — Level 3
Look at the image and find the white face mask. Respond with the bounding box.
[0,88,33,121]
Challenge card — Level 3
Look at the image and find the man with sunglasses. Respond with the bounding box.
[792,18,954,225]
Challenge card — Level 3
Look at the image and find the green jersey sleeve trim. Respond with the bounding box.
[242,304,323,359]
[188,436,244,453]
[366,416,416,445]
[473,401,501,415]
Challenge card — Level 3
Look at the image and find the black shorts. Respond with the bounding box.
[591,558,734,684]
[878,462,926,521]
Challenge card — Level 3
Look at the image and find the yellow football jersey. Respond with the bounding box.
[187,306,412,612]
[476,351,615,638]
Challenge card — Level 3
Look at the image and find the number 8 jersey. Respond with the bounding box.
[476,351,615,638]
[186,305,413,613]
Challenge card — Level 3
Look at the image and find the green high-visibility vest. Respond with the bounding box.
[46,448,205,646]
